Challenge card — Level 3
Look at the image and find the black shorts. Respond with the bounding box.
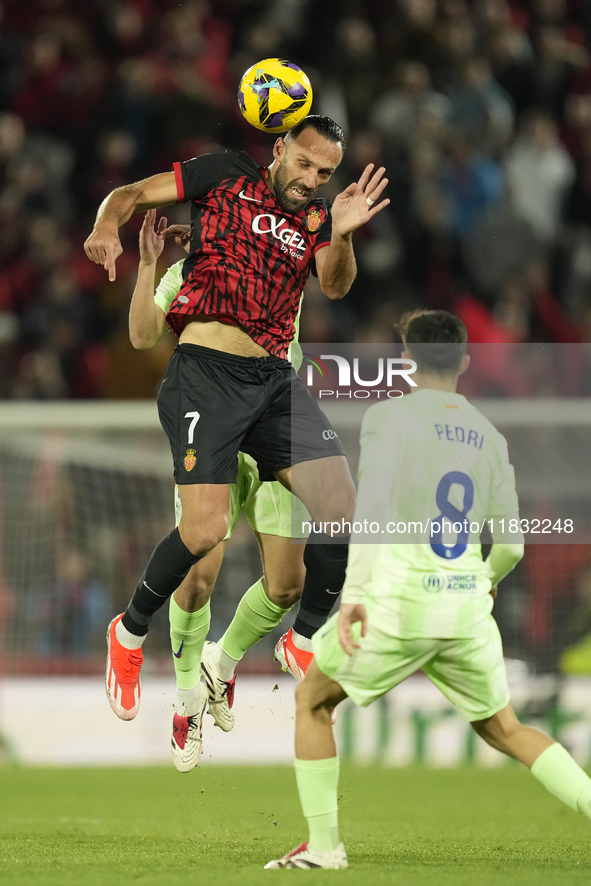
[157,343,345,484]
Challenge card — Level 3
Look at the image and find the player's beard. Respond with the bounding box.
[272,161,317,213]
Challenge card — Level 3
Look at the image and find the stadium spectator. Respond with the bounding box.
[505,110,575,244]
[440,129,504,237]
[448,57,514,154]
[0,0,589,386]
[369,60,451,149]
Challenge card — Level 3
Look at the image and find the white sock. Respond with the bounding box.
[177,682,205,715]
[115,619,146,650]
[291,629,313,653]
[213,643,239,682]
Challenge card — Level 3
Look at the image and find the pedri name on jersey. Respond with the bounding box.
[435,423,484,449]
[252,213,307,260]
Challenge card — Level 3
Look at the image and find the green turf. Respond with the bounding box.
[0,765,589,885]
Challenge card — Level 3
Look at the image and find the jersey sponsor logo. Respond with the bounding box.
[423,574,446,593]
[322,429,338,441]
[184,448,197,472]
[239,189,263,203]
[307,208,321,231]
[252,213,307,259]
[423,573,478,593]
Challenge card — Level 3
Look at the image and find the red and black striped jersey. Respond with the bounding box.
[168,150,332,358]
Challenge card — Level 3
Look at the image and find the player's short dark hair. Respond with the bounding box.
[286,115,346,152]
[397,309,468,373]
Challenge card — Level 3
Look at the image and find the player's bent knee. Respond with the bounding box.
[174,571,215,612]
[296,665,343,715]
[315,489,356,526]
[267,584,301,609]
[295,679,314,713]
[471,704,521,750]
[179,522,227,558]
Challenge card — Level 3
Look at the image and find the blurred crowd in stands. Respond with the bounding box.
[1,0,591,398]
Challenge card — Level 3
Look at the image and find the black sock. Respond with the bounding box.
[293,533,350,639]
[122,528,201,636]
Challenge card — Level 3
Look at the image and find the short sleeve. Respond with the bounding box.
[311,201,333,276]
[172,152,238,203]
[486,432,520,518]
[314,203,333,252]
[154,260,184,314]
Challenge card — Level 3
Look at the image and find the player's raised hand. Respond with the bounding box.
[84,225,123,282]
[160,223,191,254]
[337,602,368,656]
[139,210,167,264]
[330,164,390,237]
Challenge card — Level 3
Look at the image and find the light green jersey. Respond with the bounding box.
[154,259,184,315]
[343,389,520,638]
[153,259,303,369]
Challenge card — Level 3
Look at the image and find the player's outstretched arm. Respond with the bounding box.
[315,163,390,299]
[129,210,170,349]
[84,172,179,282]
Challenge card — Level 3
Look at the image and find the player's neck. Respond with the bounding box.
[410,373,459,394]
[264,164,276,196]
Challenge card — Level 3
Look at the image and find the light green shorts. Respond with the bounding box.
[313,610,510,723]
[174,452,310,540]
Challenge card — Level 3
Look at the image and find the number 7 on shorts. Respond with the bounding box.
[185,411,200,444]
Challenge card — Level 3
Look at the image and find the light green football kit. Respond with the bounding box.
[155,260,309,540]
[294,389,591,859]
[314,388,524,721]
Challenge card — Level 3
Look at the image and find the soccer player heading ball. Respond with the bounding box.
[127,209,313,771]
[266,310,591,870]
[84,116,389,757]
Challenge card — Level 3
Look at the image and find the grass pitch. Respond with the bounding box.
[0,765,590,886]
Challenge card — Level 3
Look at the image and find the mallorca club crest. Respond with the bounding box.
[184,449,197,472]
[307,208,321,232]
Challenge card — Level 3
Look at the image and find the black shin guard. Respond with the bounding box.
[122,528,201,636]
[293,533,350,639]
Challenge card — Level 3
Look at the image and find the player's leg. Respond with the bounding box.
[202,531,304,730]
[265,660,349,870]
[106,483,229,721]
[213,532,304,675]
[122,483,229,639]
[426,619,591,823]
[471,703,591,820]
[203,454,309,697]
[295,659,348,759]
[107,343,249,721]
[243,369,355,671]
[267,608,443,869]
[274,457,354,667]
[168,541,227,771]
